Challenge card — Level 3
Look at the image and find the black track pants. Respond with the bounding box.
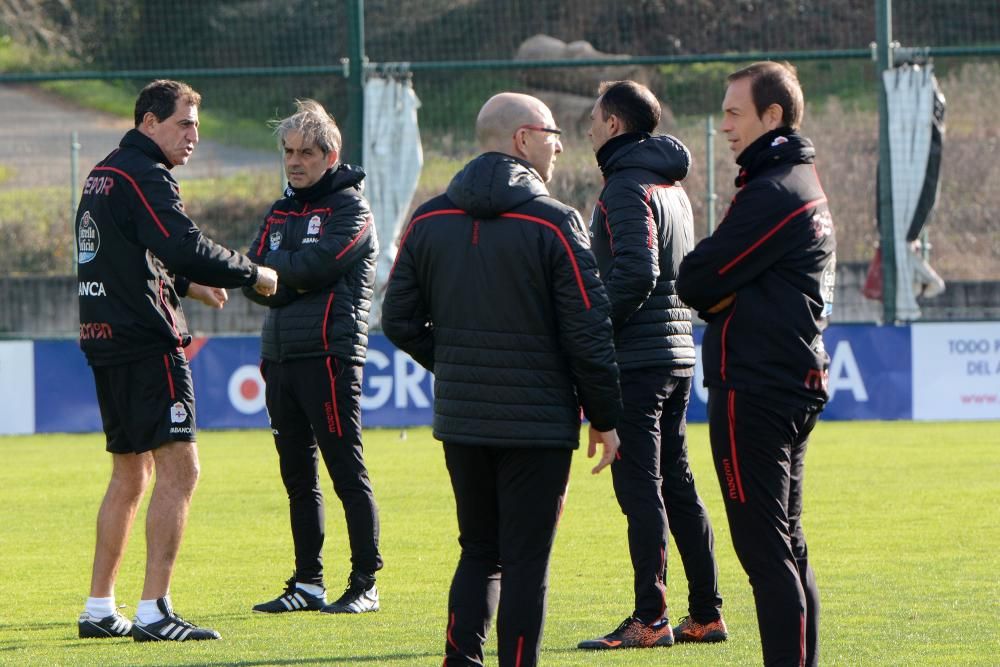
[708,388,820,667]
[442,443,572,667]
[263,357,383,586]
[612,369,723,623]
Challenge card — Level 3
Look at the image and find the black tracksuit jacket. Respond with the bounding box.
[243,165,377,365]
[589,132,696,372]
[676,129,837,407]
[76,129,258,366]
[382,152,622,447]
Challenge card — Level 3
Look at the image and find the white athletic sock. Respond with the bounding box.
[296,582,325,597]
[136,598,166,624]
[85,596,116,619]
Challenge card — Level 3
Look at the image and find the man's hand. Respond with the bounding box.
[707,294,735,313]
[187,282,228,309]
[254,266,279,296]
[587,425,620,474]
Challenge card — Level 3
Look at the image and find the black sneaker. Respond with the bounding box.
[78,610,132,638]
[131,598,220,642]
[577,615,674,649]
[253,575,326,613]
[320,573,379,614]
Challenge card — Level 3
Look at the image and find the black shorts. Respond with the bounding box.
[92,350,197,454]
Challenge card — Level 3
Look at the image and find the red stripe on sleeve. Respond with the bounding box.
[335,213,373,260]
[93,166,171,237]
[387,209,466,278]
[717,198,826,276]
[501,212,592,310]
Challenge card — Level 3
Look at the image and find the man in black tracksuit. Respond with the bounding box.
[244,100,383,616]
[382,92,622,667]
[75,79,278,642]
[676,62,836,667]
[578,80,726,651]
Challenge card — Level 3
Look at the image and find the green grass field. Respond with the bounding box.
[0,422,997,666]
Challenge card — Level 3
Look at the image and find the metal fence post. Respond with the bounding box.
[876,0,897,323]
[705,114,717,235]
[346,0,365,166]
[70,130,81,273]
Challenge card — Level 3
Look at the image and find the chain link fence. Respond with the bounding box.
[0,0,997,321]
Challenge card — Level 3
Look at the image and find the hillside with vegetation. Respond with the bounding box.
[0,0,997,279]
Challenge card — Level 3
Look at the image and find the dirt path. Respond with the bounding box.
[0,84,277,190]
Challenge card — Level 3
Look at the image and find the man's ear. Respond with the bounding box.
[607,113,621,137]
[326,149,339,168]
[141,111,159,132]
[762,103,783,131]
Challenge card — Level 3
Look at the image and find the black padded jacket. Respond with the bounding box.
[243,165,377,365]
[676,129,837,408]
[382,152,622,448]
[76,129,258,366]
[590,133,696,372]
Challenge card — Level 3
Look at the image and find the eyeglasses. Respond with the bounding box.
[514,124,562,145]
[516,124,562,136]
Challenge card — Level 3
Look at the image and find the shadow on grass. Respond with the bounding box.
[138,654,442,665]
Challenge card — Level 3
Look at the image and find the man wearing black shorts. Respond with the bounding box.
[75,79,278,642]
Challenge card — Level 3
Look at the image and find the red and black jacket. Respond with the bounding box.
[382,152,622,448]
[76,129,257,366]
[243,164,377,366]
[676,129,836,407]
[589,132,696,372]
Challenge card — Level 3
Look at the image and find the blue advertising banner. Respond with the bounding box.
[822,324,911,420]
[34,340,102,433]
[684,324,911,422]
[25,326,914,435]
[186,335,435,430]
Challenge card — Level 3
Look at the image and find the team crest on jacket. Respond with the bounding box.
[771,135,789,147]
[77,211,100,264]
[820,255,837,318]
[811,210,833,238]
[269,230,283,250]
[307,215,321,235]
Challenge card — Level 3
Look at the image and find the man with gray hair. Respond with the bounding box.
[244,99,383,616]
[383,92,622,667]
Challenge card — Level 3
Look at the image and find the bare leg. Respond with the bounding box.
[89,452,154,598]
[141,441,200,600]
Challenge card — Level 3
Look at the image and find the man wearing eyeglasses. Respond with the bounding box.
[578,80,727,652]
[382,92,622,667]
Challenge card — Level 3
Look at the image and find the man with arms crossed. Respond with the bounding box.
[578,80,727,651]
[382,92,622,667]
[75,79,277,642]
[677,61,836,667]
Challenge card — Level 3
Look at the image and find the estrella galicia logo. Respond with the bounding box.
[77,211,100,264]
[269,230,283,251]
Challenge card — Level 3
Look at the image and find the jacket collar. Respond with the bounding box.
[284,164,366,203]
[734,128,814,187]
[121,128,172,169]
[596,132,648,175]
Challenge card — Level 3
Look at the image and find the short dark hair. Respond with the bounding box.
[727,61,804,130]
[596,80,661,134]
[134,80,202,127]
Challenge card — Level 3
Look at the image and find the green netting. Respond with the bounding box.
[0,0,997,288]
